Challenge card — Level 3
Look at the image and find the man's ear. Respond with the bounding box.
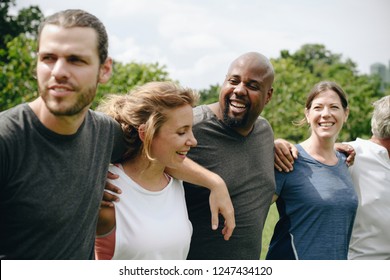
[98,57,113,84]
[265,88,273,104]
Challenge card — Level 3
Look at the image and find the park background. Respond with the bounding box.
[1,0,389,260]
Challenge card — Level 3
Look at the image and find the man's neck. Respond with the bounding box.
[29,97,88,135]
[207,102,253,136]
[370,135,390,156]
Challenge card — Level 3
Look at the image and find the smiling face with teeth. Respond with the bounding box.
[305,89,349,141]
[149,104,197,169]
[218,52,274,136]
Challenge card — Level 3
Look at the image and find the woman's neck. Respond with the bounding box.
[121,156,169,192]
[300,137,338,165]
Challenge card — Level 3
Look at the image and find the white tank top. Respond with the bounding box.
[109,164,193,260]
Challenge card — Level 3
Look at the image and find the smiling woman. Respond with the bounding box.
[94,81,200,260]
[266,81,358,260]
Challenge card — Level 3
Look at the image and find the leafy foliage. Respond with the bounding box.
[198,84,220,105]
[0,35,38,110]
[93,61,171,109]
[0,0,42,53]
[0,0,42,111]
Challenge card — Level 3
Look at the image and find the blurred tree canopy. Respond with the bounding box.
[198,84,220,105]
[1,1,388,143]
[0,34,38,108]
[0,0,43,109]
[0,0,42,50]
[92,61,171,108]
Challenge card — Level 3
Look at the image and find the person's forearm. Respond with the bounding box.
[165,157,223,190]
[166,157,235,240]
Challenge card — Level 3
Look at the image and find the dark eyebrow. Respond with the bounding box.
[37,52,54,56]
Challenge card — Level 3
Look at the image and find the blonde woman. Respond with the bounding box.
[95,82,198,260]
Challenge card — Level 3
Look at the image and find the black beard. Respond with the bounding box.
[222,97,249,128]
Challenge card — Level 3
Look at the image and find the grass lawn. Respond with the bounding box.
[260,203,278,260]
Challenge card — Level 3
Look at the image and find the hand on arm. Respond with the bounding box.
[101,171,122,208]
[274,138,298,172]
[166,157,235,241]
[334,143,356,166]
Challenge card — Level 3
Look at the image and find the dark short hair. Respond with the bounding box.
[37,9,108,64]
[295,81,348,126]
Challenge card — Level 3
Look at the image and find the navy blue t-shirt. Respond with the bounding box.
[266,144,358,260]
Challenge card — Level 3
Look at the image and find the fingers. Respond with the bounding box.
[107,171,119,180]
[274,154,290,172]
[105,181,122,194]
[334,143,356,167]
[274,139,297,172]
[207,177,236,241]
[210,205,219,231]
[210,203,235,241]
[346,148,356,167]
[291,146,299,159]
[274,150,294,172]
[100,200,115,208]
[222,216,235,241]
[101,175,122,208]
[103,188,120,203]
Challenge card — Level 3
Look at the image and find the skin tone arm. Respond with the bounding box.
[102,157,235,241]
[274,138,356,172]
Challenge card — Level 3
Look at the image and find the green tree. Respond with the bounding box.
[0,0,43,53]
[0,0,19,50]
[93,61,171,108]
[198,83,220,105]
[0,1,43,111]
[0,34,38,110]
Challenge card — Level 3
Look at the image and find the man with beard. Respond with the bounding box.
[0,9,234,259]
[184,52,276,259]
[0,9,121,260]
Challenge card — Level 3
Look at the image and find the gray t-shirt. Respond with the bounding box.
[184,105,275,259]
[0,103,124,259]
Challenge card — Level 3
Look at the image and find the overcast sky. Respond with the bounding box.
[13,0,390,90]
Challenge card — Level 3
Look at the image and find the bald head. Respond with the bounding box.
[228,52,274,86]
[215,51,275,136]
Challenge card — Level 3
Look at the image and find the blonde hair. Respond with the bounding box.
[97,81,199,162]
